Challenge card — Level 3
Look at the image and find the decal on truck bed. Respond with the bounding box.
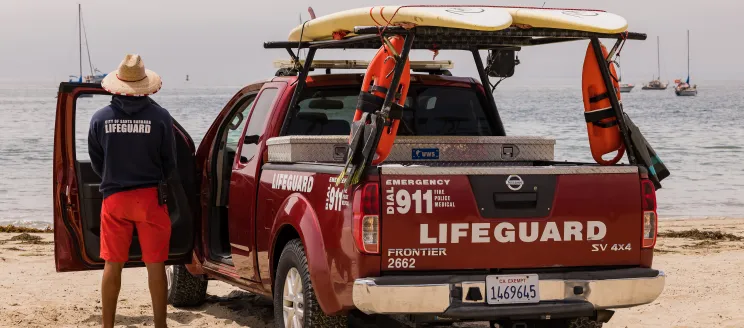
[412,148,440,160]
[325,177,349,211]
[385,179,455,214]
[271,173,314,192]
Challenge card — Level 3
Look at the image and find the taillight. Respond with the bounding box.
[641,179,658,248]
[353,183,380,254]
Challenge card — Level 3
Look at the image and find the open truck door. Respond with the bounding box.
[53,83,199,272]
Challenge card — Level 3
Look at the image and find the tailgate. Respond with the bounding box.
[380,166,642,271]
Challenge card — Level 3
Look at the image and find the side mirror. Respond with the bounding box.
[244,134,259,144]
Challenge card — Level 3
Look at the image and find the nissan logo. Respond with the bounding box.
[506,175,524,191]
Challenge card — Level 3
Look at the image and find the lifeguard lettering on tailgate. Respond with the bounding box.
[419,221,608,244]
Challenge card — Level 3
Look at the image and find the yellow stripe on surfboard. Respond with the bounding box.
[288,5,628,42]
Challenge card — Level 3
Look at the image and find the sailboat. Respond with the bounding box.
[618,57,635,93]
[642,36,669,90]
[675,30,698,96]
[69,4,106,84]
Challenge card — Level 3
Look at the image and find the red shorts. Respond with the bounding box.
[100,187,171,263]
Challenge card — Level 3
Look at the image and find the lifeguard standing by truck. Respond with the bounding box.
[54,5,668,328]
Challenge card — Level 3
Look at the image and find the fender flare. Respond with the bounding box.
[270,193,343,314]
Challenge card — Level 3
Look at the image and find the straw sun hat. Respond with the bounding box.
[101,54,162,97]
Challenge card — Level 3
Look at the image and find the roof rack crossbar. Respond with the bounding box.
[264,28,645,51]
[354,26,646,40]
[266,38,537,50]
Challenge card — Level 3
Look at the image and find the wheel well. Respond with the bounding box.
[272,225,301,287]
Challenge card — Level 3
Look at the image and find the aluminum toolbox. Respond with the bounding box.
[266,136,555,163]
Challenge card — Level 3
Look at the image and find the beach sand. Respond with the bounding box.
[1,218,743,328]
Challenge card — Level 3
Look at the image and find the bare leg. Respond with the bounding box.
[146,262,168,328]
[101,262,125,328]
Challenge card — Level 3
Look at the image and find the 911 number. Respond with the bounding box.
[387,258,416,269]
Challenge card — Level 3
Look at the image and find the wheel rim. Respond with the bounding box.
[282,267,304,328]
[166,265,174,292]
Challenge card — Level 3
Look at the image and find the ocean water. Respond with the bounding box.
[0,80,742,227]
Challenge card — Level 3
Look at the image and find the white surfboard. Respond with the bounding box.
[287,5,629,42]
[506,8,628,34]
[289,6,513,42]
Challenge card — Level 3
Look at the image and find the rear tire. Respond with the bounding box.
[274,239,347,328]
[166,264,208,307]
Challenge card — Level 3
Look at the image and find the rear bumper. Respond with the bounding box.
[353,268,665,320]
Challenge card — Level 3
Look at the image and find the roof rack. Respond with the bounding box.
[273,59,454,71]
[269,25,645,180]
[264,26,646,50]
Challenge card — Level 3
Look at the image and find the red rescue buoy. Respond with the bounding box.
[581,41,625,165]
[352,35,411,165]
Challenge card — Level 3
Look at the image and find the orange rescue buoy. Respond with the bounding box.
[581,41,625,165]
[353,35,411,165]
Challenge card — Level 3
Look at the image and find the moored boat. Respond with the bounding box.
[642,36,668,90]
[617,57,634,93]
[69,4,106,84]
[620,84,635,93]
[675,30,697,96]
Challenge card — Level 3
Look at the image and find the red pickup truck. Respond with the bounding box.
[53,22,666,328]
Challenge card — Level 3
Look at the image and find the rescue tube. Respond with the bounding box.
[581,41,625,165]
[353,35,411,165]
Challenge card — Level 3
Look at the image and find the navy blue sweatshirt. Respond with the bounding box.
[88,96,177,198]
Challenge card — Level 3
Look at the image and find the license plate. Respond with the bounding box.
[485,274,540,305]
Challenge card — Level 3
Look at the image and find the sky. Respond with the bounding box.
[0,0,740,86]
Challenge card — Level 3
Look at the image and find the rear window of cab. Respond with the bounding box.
[286,85,492,137]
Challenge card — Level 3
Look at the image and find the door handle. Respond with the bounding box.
[493,192,538,209]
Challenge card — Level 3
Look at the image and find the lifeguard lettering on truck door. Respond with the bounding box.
[381,174,640,271]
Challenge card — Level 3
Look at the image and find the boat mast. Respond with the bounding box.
[687,30,690,82]
[81,8,95,76]
[78,3,82,81]
[656,36,661,80]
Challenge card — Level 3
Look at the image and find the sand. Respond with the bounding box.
[1,218,743,328]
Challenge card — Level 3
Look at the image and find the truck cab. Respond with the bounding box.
[54,6,667,328]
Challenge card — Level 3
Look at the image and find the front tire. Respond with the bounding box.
[166,264,208,307]
[274,239,347,328]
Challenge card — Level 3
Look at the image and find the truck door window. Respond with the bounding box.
[241,88,279,160]
[225,97,256,153]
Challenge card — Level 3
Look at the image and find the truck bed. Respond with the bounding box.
[264,134,645,272]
